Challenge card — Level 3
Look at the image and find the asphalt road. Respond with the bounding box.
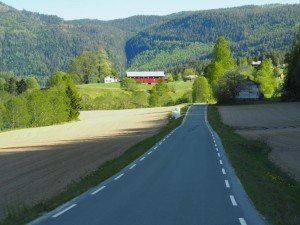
[29,105,268,225]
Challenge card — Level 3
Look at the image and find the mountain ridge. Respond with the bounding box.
[0,2,299,76]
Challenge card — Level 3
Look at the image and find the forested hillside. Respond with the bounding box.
[126,4,300,70]
[0,2,134,76]
[0,2,300,77]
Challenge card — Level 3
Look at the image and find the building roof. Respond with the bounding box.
[126,71,165,78]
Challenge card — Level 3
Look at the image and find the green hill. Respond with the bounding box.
[0,2,299,77]
[126,4,300,70]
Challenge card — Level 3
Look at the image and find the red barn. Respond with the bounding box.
[126,71,165,84]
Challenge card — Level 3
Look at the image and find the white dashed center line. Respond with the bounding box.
[230,195,238,206]
[91,186,106,195]
[148,151,152,155]
[225,180,230,188]
[239,218,247,225]
[218,153,221,157]
[114,173,124,181]
[140,157,146,161]
[222,168,226,175]
[129,164,136,170]
[52,204,77,218]
[219,160,223,165]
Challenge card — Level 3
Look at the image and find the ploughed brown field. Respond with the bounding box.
[218,102,300,182]
[0,106,178,220]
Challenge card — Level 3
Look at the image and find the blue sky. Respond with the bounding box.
[1,0,300,21]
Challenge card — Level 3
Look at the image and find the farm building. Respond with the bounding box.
[126,71,165,84]
[104,75,119,83]
[236,79,261,100]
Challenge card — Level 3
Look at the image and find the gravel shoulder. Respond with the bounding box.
[0,106,178,220]
[218,102,300,182]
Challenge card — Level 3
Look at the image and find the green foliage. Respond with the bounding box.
[4,95,30,129]
[128,41,213,71]
[0,78,6,91]
[205,37,236,85]
[26,77,40,90]
[284,24,300,99]
[126,5,300,70]
[68,49,113,84]
[120,78,139,91]
[192,76,211,103]
[149,79,173,107]
[213,70,247,103]
[255,59,277,97]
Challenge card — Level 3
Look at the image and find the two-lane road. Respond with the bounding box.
[29,105,268,225]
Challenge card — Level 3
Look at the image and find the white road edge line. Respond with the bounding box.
[91,186,106,195]
[140,157,146,161]
[230,195,238,206]
[114,173,124,180]
[239,218,247,225]
[129,164,136,170]
[225,180,230,188]
[222,168,226,174]
[52,204,77,218]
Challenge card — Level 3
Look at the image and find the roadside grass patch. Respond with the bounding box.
[1,106,189,225]
[208,106,300,225]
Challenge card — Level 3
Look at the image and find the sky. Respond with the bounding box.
[1,0,300,21]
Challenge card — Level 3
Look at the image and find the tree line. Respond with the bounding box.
[0,72,81,131]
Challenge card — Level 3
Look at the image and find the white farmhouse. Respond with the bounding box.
[104,75,119,83]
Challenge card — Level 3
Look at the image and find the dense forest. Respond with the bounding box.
[126,4,300,70]
[0,2,299,77]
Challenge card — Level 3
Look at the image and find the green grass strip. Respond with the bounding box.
[1,105,189,225]
[207,106,300,225]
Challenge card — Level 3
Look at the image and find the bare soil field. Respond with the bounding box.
[0,106,178,220]
[218,102,300,182]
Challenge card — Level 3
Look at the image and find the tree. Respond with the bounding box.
[121,78,139,91]
[149,79,173,106]
[0,102,5,130]
[97,49,112,82]
[183,68,197,80]
[69,51,97,84]
[284,24,300,99]
[65,84,82,120]
[131,91,149,108]
[0,78,6,91]
[25,90,53,127]
[192,76,211,103]
[4,96,30,129]
[214,70,246,102]
[255,59,276,97]
[16,79,27,94]
[205,37,236,85]
[26,77,40,90]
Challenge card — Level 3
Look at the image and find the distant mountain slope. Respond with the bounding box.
[126,4,300,70]
[0,2,299,76]
[0,1,133,76]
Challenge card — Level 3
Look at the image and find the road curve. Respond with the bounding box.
[28,105,268,225]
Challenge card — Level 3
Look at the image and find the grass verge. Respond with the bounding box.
[1,105,189,225]
[208,106,300,225]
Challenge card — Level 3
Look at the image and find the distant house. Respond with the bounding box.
[104,75,119,84]
[126,71,165,84]
[236,79,261,100]
[252,61,262,67]
[184,75,197,82]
